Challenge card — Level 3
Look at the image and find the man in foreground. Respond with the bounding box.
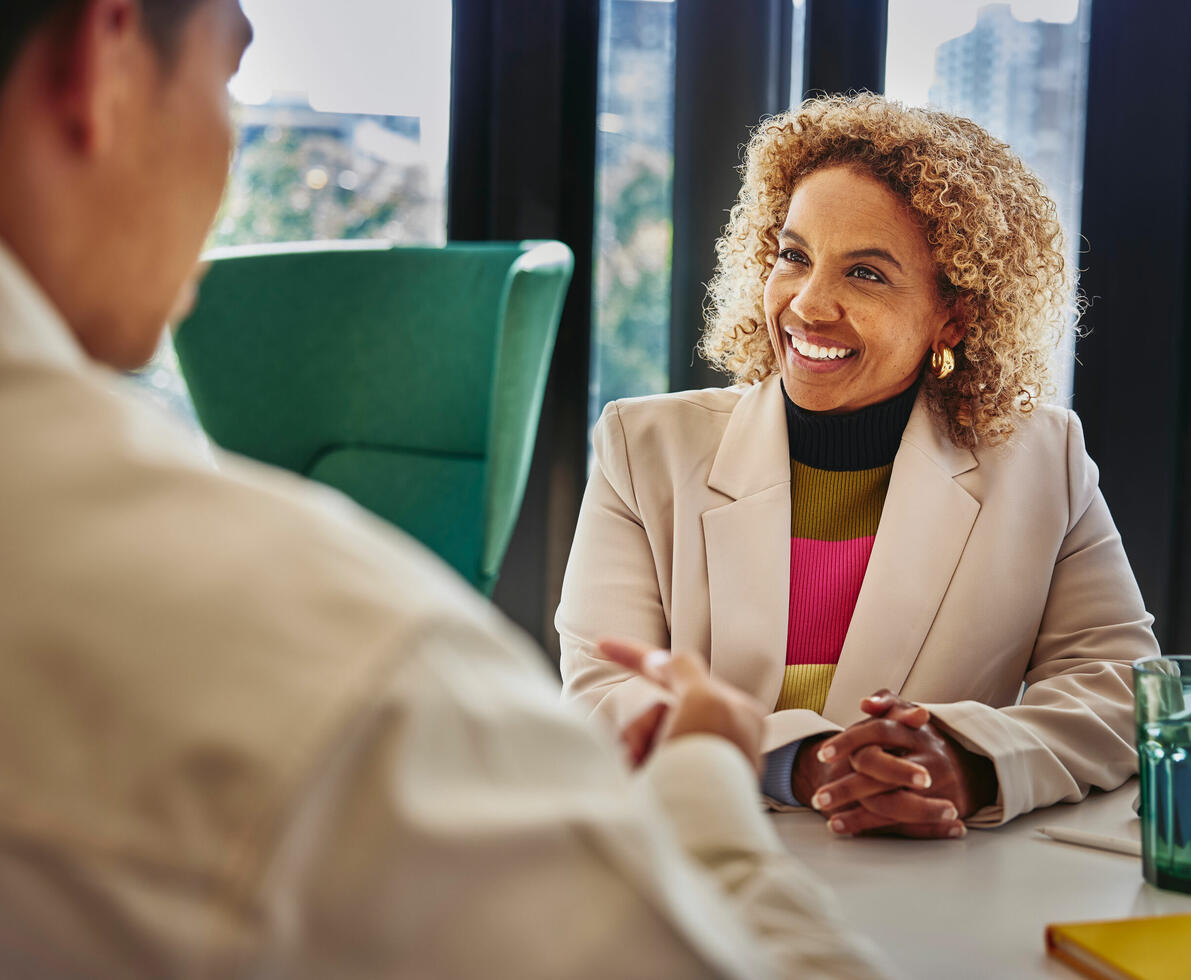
[0,1,880,975]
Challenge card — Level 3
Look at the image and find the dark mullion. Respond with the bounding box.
[770,0,795,116]
[1074,0,1191,650]
[670,0,793,394]
[802,0,888,97]
[447,0,600,655]
[446,0,495,238]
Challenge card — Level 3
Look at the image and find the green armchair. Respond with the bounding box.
[174,239,573,594]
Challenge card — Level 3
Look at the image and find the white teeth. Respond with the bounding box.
[789,335,854,361]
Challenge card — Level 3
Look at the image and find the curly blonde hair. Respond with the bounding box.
[701,93,1075,447]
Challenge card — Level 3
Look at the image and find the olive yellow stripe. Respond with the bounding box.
[774,663,837,714]
[790,460,893,541]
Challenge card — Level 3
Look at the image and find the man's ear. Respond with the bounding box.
[46,0,143,157]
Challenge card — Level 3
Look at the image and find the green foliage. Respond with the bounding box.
[592,146,671,411]
[209,119,442,250]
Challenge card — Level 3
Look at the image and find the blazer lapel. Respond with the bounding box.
[822,394,981,724]
[702,377,790,706]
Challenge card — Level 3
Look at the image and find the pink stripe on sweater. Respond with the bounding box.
[786,536,876,666]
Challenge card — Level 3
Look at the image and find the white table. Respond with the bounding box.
[771,781,1191,979]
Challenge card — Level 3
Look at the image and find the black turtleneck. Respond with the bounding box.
[782,379,919,472]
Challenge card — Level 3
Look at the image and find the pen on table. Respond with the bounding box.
[1036,826,1141,857]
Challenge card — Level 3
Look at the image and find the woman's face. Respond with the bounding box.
[763,165,964,413]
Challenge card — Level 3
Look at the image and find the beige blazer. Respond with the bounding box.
[557,375,1159,826]
[0,244,880,978]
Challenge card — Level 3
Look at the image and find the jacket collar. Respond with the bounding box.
[707,373,977,500]
[707,375,791,500]
[0,237,89,372]
[899,388,979,479]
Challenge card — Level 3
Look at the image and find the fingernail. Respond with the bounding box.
[949,824,966,838]
[913,772,931,789]
[817,745,836,762]
[829,817,847,834]
[643,650,670,676]
[943,806,958,821]
[811,792,831,810]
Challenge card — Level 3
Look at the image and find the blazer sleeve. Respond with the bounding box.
[556,400,675,731]
[925,410,1159,826]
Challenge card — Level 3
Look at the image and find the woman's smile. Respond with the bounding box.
[781,327,858,373]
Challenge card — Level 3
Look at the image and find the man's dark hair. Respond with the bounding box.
[1,0,207,87]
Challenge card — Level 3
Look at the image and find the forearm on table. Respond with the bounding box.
[925,684,1136,825]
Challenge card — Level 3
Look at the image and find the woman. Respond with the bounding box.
[557,94,1159,839]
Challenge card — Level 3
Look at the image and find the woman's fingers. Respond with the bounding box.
[872,821,968,840]
[848,743,932,789]
[858,788,958,824]
[809,771,892,812]
[860,689,930,728]
[826,806,902,836]
[817,719,929,775]
[826,791,965,838]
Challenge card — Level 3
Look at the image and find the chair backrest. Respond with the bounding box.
[174,239,573,594]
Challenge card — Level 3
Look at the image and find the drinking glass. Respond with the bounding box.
[1135,655,1191,894]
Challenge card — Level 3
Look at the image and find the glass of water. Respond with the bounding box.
[1135,656,1191,893]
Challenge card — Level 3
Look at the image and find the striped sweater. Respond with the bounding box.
[774,381,918,714]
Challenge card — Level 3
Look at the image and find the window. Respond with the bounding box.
[885,0,1092,399]
[789,0,806,105]
[589,0,676,433]
[214,0,453,248]
[137,1,453,424]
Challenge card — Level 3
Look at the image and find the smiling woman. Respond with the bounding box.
[705,93,1071,446]
[557,92,1158,841]
[762,166,964,414]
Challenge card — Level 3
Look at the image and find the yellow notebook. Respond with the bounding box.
[1045,914,1191,980]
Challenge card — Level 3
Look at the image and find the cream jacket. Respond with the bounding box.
[0,244,880,978]
[557,377,1159,826]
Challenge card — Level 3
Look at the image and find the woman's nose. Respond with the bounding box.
[788,272,843,324]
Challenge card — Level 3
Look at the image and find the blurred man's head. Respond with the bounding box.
[0,0,252,368]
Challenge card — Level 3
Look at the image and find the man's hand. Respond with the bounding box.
[812,690,997,839]
[599,639,765,773]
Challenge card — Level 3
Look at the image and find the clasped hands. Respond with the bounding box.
[793,691,996,840]
[599,638,995,841]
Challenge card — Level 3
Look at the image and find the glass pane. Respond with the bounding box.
[885,0,1092,400]
[790,0,807,106]
[213,0,452,248]
[589,0,676,435]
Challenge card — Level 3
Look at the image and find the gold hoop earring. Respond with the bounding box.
[930,346,955,380]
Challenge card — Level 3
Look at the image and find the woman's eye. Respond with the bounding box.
[849,266,884,283]
[778,248,809,265]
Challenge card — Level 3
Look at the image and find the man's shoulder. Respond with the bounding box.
[0,359,538,873]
